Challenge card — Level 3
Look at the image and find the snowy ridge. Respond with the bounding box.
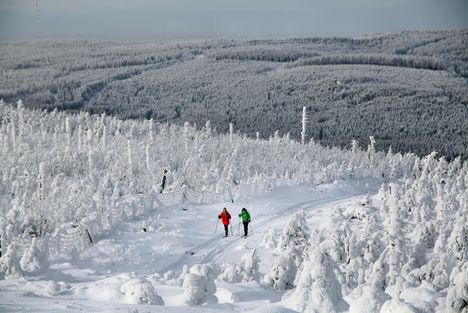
[0,102,467,312]
[0,99,414,258]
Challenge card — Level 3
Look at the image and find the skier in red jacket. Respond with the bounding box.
[218,207,231,237]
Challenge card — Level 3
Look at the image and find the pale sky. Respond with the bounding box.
[1,0,467,41]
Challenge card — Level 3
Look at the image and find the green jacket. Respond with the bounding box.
[239,210,251,222]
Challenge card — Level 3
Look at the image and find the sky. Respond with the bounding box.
[0,0,467,41]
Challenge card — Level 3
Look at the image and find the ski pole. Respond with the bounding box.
[238,218,241,237]
[215,219,219,234]
[230,224,234,236]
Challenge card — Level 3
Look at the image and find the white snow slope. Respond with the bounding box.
[0,179,380,312]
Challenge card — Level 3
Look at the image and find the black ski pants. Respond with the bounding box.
[243,221,249,236]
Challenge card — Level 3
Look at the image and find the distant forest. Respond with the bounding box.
[1,29,467,159]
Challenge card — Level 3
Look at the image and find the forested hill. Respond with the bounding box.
[1,29,467,159]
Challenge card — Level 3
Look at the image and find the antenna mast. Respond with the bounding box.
[35,0,41,38]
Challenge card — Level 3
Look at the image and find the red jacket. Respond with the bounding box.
[218,210,231,225]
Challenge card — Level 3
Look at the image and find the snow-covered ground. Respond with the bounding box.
[0,103,466,313]
[0,179,379,312]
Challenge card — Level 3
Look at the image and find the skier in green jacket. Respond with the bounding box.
[239,208,251,237]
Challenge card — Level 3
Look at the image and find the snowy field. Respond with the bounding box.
[0,103,466,312]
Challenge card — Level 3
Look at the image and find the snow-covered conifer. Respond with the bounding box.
[182,263,218,306]
[262,228,278,249]
[277,210,310,252]
[446,263,468,313]
[176,264,189,286]
[65,117,71,148]
[432,254,452,290]
[36,162,46,202]
[287,247,349,313]
[16,100,24,139]
[266,211,310,290]
[328,226,346,264]
[301,106,307,145]
[240,249,260,282]
[183,121,189,151]
[148,118,154,143]
[348,262,390,313]
[385,184,406,286]
[219,263,242,283]
[101,125,107,150]
[77,125,82,151]
[19,237,48,273]
[205,120,211,137]
[368,136,376,158]
[266,252,297,290]
[127,139,133,180]
[448,220,468,263]
[10,117,16,153]
[0,242,21,277]
[87,143,93,170]
[145,144,150,171]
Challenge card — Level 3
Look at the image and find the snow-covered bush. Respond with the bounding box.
[19,237,48,273]
[448,221,468,263]
[266,253,298,291]
[120,277,164,305]
[176,264,189,287]
[266,210,310,290]
[0,242,21,278]
[240,249,260,282]
[45,280,71,297]
[182,263,218,306]
[286,247,349,313]
[261,228,278,249]
[219,263,243,283]
[348,255,390,313]
[220,249,261,283]
[446,263,468,313]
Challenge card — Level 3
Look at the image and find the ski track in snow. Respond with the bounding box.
[159,178,378,274]
[0,178,381,312]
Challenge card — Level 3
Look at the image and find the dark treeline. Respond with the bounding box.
[0,29,467,159]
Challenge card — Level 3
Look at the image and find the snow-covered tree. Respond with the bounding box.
[287,247,349,313]
[301,106,307,145]
[182,263,218,306]
[446,263,468,313]
[348,267,390,313]
[19,237,48,273]
[266,210,310,290]
[448,220,468,263]
[261,228,278,249]
[0,242,21,278]
[386,184,405,287]
[240,249,260,282]
[218,263,242,283]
